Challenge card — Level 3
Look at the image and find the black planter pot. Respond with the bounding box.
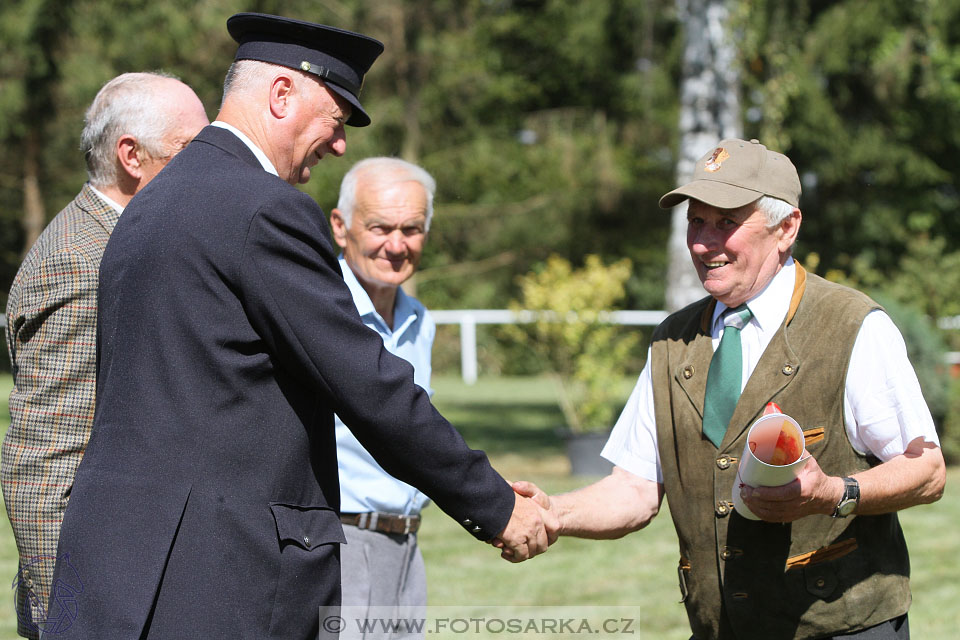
[563,429,614,476]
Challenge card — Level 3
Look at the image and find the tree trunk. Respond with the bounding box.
[22,131,46,256]
[666,0,742,312]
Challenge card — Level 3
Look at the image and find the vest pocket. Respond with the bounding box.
[802,427,825,446]
[784,537,857,570]
[786,538,858,600]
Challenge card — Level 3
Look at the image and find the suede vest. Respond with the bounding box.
[651,267,911,640]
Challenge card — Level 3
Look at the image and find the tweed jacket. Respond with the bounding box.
[3,184,119,638]
[50,126,516,640]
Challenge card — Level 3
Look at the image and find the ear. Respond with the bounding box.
[268,74,295,119]
[329,208,348,248]
[777,208,802,253]
[116,134,143,180]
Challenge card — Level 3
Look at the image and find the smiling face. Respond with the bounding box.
[286,77,351,185]
[686,199,800,307]
[331,175,429,298]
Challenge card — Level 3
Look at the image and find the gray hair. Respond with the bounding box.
[81,71,183,188]
[336,157,437,231]
[222,59,286,104]
[755,195,796,228]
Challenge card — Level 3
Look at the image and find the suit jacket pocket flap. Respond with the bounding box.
[269,503,346,550]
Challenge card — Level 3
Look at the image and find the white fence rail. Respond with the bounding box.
[434,309,960,385]
[1,311,956,383]
[431,309,668,385]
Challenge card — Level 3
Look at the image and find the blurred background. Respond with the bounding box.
[1,0,959,636]
[5,0,958,455]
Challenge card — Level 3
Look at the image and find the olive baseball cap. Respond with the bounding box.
[659,138,801,209]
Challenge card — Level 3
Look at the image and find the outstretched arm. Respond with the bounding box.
[513,466,663,541]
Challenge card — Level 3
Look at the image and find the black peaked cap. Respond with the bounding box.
[227,12,384,127]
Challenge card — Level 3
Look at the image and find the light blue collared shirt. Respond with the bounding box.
[335,257,434,516]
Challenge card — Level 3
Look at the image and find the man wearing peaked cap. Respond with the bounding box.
[227,12,383,127]
[515,138,944,639]
[50,13,549,639]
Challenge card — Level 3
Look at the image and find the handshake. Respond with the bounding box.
[489,480,559,563]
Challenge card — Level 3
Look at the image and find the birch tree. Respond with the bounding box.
[665,0,741,312]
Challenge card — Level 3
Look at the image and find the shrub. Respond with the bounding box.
[504,255,640,432]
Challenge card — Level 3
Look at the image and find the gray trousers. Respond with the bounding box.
[339,524,426,640]
[825,614,909,639]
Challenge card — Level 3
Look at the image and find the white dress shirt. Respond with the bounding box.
[602,259,940,483]
[88,185,124,215]
[211,121,279,176]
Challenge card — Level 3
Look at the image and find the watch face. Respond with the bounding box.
[837,500,856,517]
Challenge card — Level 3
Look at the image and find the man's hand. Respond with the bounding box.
[739,452,841,522]
[490,491,550,563]
[512,480,559,544]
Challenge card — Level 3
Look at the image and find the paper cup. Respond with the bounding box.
[731,413,809,520]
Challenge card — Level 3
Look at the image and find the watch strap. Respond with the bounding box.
[832,476,860,518]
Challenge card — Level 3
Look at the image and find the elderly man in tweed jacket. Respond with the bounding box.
[2,71,207,638]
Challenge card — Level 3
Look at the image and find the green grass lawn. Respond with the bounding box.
[0,373,955,639]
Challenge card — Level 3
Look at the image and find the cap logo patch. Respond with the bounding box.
[704,147,730,172]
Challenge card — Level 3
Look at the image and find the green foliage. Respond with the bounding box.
[873,294,949,426]
[942,376,960,465]
[822,232,960,459]
[831,234,960,330]
[505,255,640,432]
[5,0,960,406]
[737,0,960,298]
[0,0,681,316]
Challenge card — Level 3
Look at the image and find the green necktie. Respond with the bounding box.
[702,304,753,447]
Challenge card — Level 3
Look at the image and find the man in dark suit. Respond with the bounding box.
[50,13,547,640]
[3,71,208,639]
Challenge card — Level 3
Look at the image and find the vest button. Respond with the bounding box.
[720,548,732,560]
[715,500,730,516]
[782,364,795,375]
[683,365,694,379]
[717,456,730,469]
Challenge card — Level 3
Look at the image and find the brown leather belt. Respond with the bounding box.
[341,512,421,535]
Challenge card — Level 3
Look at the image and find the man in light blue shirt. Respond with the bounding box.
[330,157,437,638]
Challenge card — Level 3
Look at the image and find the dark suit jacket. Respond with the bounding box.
[51,126,515,639]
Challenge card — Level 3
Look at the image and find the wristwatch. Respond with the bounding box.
[832,476,860,518]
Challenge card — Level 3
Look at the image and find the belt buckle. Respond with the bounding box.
[402,516,412,535]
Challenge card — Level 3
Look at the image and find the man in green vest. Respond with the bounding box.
[516,138,946,640]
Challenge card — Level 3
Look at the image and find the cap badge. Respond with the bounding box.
[704,147,730,173]
[300,61,311,71]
